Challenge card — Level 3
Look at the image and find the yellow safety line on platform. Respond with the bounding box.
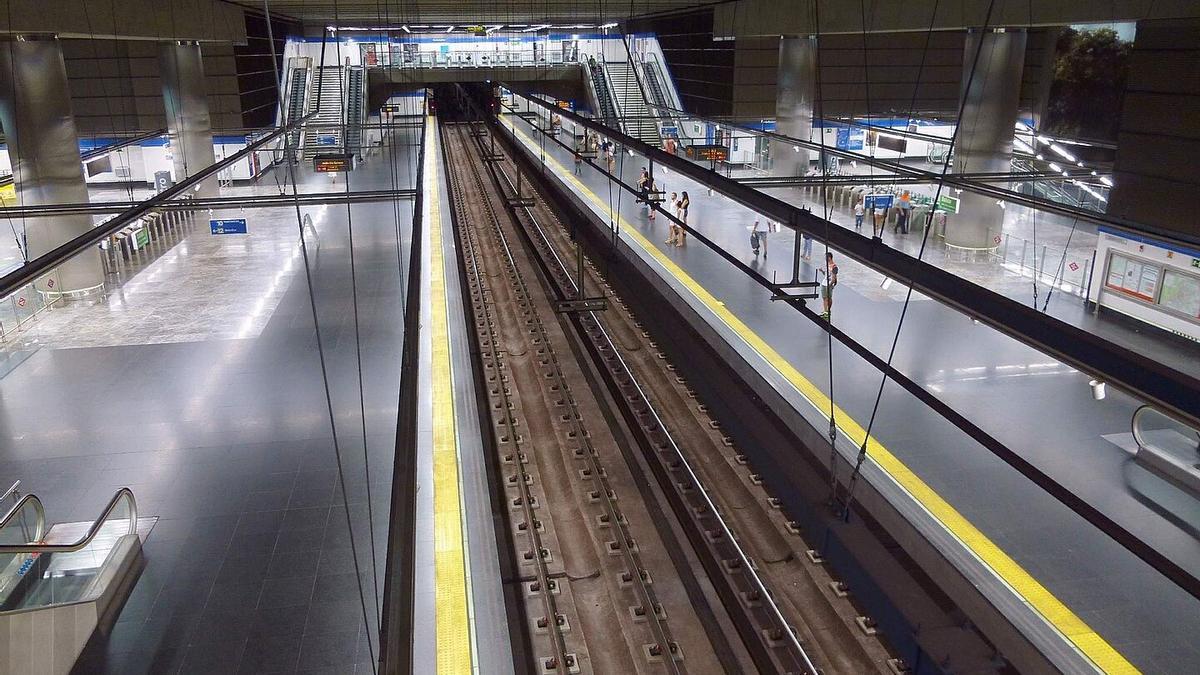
[505,115,1137,674]
[427,116,473,675]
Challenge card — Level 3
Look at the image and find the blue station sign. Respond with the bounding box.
[210,218,248,235]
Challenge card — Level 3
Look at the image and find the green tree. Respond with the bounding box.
[1045,27,1132,140]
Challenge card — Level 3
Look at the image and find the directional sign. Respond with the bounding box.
[936,194,960,214]
[210,218,248,235]
[864,194,894,210]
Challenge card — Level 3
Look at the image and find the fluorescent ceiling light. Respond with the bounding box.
[1048,162,1063,172]
[486,25,504,34]
[1080,183,1108,202]
[599,22,619,29]
[521,24,551,33]
[444,25,455,33]
[1013,138,1033,153]
[1049,143,1076,162]
[1036,135,1050,144]
[401,25,411,33]
[1099,176,1113,187]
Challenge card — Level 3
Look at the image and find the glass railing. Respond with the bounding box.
[498,93,1200,673]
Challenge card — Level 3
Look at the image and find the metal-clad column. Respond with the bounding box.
[950,28,1027,249]
[0,34,104,294]
[160,41,217,198]
[771,36,816,178]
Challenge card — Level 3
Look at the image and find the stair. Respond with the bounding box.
[301,66,345,161]
[604,61,661,147]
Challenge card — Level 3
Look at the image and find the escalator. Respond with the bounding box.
[343,66,366,158]
[584,58,619,126]
[0,483,144,674]
[283,65,310,161]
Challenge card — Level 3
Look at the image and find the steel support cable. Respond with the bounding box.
[331,15,384,656]
[262,3,377,672]
[842,0,994,518]
[506,87,1200,601]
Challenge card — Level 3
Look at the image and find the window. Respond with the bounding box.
[1159,269,1200,318]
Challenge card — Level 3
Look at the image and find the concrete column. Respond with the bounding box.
[160,41,217,198]
[949,28,1027,249]
[0,34,104,294]
[770,36,816,178]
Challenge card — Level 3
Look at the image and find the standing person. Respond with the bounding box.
[750,220,763,257]
[801,231,813,260]
[573,141,583,175]
[816,251,838,319]
[605,141,616,173]
[647,179,658,221]
[665,191,679,244]
[853,199,865,232]
[677,191,690,246]
[636,168,650,203]
[897,191,913,234]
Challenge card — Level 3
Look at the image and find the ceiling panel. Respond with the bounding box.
[229,1,716,24]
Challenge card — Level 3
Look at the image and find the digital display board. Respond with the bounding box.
[687,144,728,162]
[313,154,355,173]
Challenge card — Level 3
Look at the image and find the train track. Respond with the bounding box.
[442,122,726,674]
[445,104,896,673]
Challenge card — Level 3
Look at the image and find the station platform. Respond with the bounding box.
[499,105,1200,673]
[411,114,512,673]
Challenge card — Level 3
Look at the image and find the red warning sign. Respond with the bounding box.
[16,297,25,307]
[993,235,1002,245]
[1069,262,1079,272]
[46,278,55,288]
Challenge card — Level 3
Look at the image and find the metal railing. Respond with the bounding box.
[0,488,136,554]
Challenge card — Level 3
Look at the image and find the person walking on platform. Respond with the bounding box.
[897,191,913,234]
[573,142,583,175]
[666,191,680,245]
[853,199,865,232]
[801,231,813,260]
[750,219,768,258]
[817,251,838,319]
[636,168,650,203]
[604,141,616,173]
[647,179,658,221]
[677,191,690,246]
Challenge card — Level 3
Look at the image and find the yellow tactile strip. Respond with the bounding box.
[426,116,473,674]
[504,114,1137,674]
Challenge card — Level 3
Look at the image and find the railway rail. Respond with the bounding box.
[442,104,895,674]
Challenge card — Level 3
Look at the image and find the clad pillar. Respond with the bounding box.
[949,28,1027,249]
[0,34,104,294]
[160,41,217,198]
[771,36,816,178]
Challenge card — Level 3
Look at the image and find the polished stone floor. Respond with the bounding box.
[0,130,418,674]
[506,109,1200,673]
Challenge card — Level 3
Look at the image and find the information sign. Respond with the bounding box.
[134,227,150,248]
[935,194,960,214]
[687,144,728,162]
[313,154,355,173]
[210,218,248,235]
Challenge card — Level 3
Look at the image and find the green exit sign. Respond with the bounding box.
[1192,258,1200,268]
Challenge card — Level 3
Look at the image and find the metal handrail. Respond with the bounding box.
[0,488,136,554]
[1,480,19,504]
[1132,405,1200,453]
[0,492,46,544]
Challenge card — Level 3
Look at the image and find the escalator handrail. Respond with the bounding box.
[0,488,135,554]
[1,480,19,504]
[1132,404,1200,452]
[0,491,45,544]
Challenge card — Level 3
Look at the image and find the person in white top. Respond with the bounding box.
[853,199,865,231]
